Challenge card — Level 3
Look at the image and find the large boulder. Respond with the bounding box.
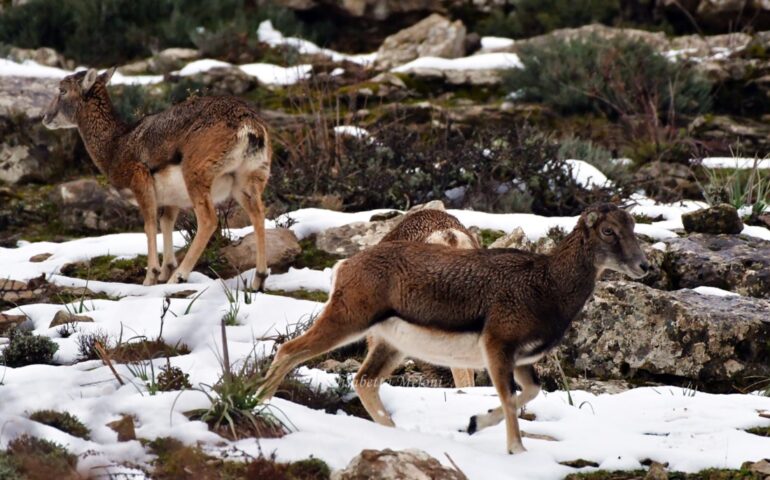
[682,204,744,234]
[50,179,142,234]
[662,234,770,298]
[331,448,466,480]
[184,66,257,96]
[7,46,73,69]
[375,14,466,70]
[0,77,80,185]
[561,280,770,392]
[220,228,302,273]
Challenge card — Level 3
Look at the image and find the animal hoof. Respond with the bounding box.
[254,271,268,292]
[508,444,527,455]
[166,271,187,284]
[158,263,177,282]
[142,277,157,286]
[467,416,477,435]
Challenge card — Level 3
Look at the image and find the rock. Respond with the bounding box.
[107,415,136,442]
[375,14,466,70]
[562,280,770,392]
[682,204,744,234]
[29,253,53,263]
[184,66,257,96]
[220,228,301,273]
[7,46,71,69]
[745,459,770,475]
[662,234,770,298]
[370,211,402,222]
[50,310,94,328]
[331,448,467,480]
[119,48,201,75]
[318,358,362,373]
[645,461,669,480]
[689,115,770,150]
[0,313,28,335]
[488,227,557,254]
[50,179,142,233]
[0,77,80,185]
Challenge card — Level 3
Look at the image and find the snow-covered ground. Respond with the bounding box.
[2,205,770,478]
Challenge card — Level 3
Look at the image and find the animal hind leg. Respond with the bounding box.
[451,368,475,388]
[259,305,366,400]
[355,337,404,427]
[168,182,217,283]
[233,169,269,291]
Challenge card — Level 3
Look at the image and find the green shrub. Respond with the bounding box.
[5,435,78,480]
[504,34,712,120]
[476,0,620,39]
[1,328,58,367]
[0,0,316,66]
[29,410,91,440]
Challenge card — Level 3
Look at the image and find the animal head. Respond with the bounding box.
[42,67,115,130]
[580,203,649,279]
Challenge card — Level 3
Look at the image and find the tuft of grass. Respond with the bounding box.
[2,435,79,480]
[29,410,90,440]
[746,426,770,437]
[76,329,112,361]
[267,289,329,303]
[293,238,343,270]
[60,255,147,284]
[698,159,770,218]
[478,229,506,248]
[2,328,58,367]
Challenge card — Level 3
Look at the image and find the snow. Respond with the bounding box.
[257,20,377,66]
[692,286,741,297]
[238,62,313,86]
[564,159,610,188]
[333,125,370,139]
[176,59,231,76]
[392,52,523,73]
[699,157,770,170]
[2,204,770,478]
[480,36,515,50]
[0,58,70,78]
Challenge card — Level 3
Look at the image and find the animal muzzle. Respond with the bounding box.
[625,255,650,279]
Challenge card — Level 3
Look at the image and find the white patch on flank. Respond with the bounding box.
[425,228,477,249]
[153,166,191,207]
[369,318,485,369]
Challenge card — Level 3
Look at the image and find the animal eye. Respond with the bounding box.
[59,88,66,96]
[602,227,614,236]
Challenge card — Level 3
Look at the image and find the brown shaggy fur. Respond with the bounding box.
[259,204,648,454]
[43,68,272,289]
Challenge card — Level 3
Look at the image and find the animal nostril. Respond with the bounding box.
[640,261,650,273]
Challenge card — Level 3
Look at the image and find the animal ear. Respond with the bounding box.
[100,66,116,85]
[585,211,599,227]
[81,68,99,91]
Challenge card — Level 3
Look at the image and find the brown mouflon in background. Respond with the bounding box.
[258,203,649,454]
[42,68,272,290]
[378,208,479,389]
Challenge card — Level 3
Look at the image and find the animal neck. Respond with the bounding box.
[75,85,126,176]
[546,227,598,321]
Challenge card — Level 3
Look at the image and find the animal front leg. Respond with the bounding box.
[483,339,526,454]
[467,365,540,434]
[158,206,180,282]
[134,183,161,286]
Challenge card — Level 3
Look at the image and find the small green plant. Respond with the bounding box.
[698,158,770,218]
[1,328,58,367]
[478,229,505,248]
[157,360,192,392]
[126,357,161,395]
[29,410,90,440]
[186,318,290,440]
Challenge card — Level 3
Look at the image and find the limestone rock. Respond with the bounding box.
[185,66,257,96]
[682,204,744,234]
[29,253,53,263]
[332,448,467,480]
[50,310,94,328]
[634,162,701,203]
[220,228,301,273]
[662,234,770,298]
[7,46,71,69]
[50,179,142,233]
[0,313,28,336]
[561,280,770,391]
[375,14,466,70]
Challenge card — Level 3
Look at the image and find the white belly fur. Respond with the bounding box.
[369,317,486,369]
[153,166,235,208]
